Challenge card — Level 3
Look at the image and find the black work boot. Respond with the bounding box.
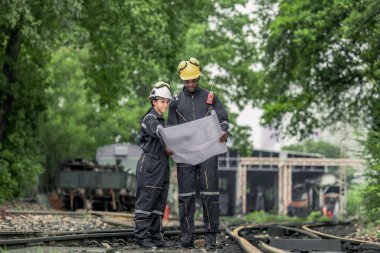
[205,233,217,250]
[152,238,173,248]
[181,233,194,248]
[136,238,156,248]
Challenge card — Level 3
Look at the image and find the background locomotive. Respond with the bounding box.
[55,143,141,211]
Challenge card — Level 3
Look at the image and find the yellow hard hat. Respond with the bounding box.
[178,57,201,80]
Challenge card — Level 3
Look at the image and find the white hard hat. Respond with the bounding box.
[149,81,172,100]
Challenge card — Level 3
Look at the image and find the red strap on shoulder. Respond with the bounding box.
[207,91,214,105]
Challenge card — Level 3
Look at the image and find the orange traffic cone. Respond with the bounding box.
[163,205,170,221]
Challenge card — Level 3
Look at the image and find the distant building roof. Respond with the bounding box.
[96,143,142,171]
[96,143,142,158]
[252,149,325,158]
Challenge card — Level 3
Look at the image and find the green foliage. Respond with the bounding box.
[0,0,91,201]
[252,0,380,221]
[80,1,215,106]
[178,1,256,152]
[242,210,332,223]
[282,139,342,158]
[362,130,380,221]
[0,143,43,201]
[356,223,380,240]
[245,210,335,223]
[243,211,302,224]
[254,0,380,138]
[347,184,366,217]
[0,0,219,201]
[225,111,253,156]
[305,211,331,223]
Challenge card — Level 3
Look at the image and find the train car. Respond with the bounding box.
[56,143,142,211]
[56,158,136,211]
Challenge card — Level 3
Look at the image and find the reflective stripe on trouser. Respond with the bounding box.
[134,153,170,240]
[177,155,219,234]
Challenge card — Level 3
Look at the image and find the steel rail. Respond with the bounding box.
[89,211,134,218]
[48,228,134,236]
[0,231,43,240]
[240,224,321,239]
[258,241,288,253]
[276,225,321,239]
[0,227,209,250]
[225,226,262,253]
[0,229,135,239]
[1,210,88,216]
[0,231,133,250]
[302,224,380,247]
[227,224,328,253]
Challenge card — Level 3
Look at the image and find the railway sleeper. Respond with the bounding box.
[269,238,342,252]
[346,242,380,253]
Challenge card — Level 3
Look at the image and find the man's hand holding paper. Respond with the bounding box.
[158,112,227,165]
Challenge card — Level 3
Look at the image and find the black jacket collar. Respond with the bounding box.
[183,86,200,96]
[150,107,163,119]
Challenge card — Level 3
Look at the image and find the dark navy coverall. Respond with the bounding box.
[168,86,229,235]
[134,108,170,243]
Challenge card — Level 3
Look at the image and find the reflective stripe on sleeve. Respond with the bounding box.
[135,209,151,215]
[143,114,157,121]
[152,210,164,215]
[179,191,196,197]
[200,191,219,196]
[145,185,163,189]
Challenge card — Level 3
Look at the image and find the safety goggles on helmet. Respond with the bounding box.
[154,81,172,92]
[177,57,200,74]
[149,81,173,100]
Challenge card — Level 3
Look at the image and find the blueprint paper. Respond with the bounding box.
[158,112,227,165]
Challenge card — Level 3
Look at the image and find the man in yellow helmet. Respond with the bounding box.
[168,58,229,249]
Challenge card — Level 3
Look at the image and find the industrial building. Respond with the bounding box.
[219,149,365,217]
[96,143,365,217]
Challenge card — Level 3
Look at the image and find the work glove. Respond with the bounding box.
[219,131,228,142]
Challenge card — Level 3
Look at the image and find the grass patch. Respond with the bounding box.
[222,211,334,225]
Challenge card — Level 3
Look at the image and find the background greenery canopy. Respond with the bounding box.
[1,0,380,223]
[254,0,380,138]
[0,0,225,200]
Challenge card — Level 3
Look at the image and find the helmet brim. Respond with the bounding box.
[154,96,172,100]
[180,73,201,80]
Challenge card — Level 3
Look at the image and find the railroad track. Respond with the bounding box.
[2,209,185,228]
[2,210,380,252]
[303,223,380,253]
[223,223,380,253]
[0,231,43,240]
[3,223,379,252]
[2,210,88,216]
[0,226,212,251]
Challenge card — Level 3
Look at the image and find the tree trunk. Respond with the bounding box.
[0,28,21,143]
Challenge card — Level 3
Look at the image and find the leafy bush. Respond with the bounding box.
[243,211,302,224]
[306,211,331,223]
[0,142,43,202]
[347,184,366,217]
[362,130,380,221]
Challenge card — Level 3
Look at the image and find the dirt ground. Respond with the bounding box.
[0,198,47,212]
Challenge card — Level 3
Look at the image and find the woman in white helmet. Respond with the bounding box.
[134,81,173,248]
